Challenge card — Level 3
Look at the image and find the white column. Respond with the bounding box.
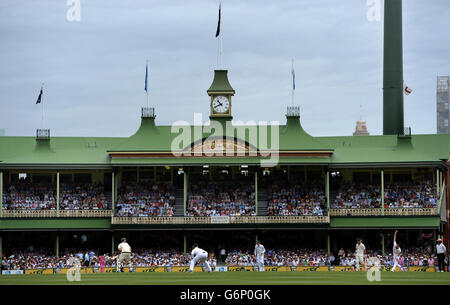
[56,171,60,216]
[0,171,3,217]
[255,171,258,216]
[325,171,330,210]
[183,172,188,217]
[112,171,116,211]
[381,170,385,216]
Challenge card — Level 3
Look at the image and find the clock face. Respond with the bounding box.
[212,96,230,114]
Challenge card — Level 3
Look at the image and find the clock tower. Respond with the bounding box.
[207,70,235,120]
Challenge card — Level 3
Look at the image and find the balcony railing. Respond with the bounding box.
[330,208,438,217]
[111,215,330,225]
[1,210,113,218]
[36,129,50,140]
[141,107,155,118]
[286,106,300,117]
[0,209,439,219]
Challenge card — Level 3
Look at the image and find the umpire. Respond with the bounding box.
[436,238,447,272]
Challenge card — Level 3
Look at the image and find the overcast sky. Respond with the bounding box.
[0,0,449,138]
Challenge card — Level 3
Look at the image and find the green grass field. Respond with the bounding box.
[1,271,450,285]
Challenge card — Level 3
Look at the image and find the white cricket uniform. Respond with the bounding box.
[436,243,446,254]
[254,244,266,272]
[355,243,365,270]
[190,247,212,272]
[117,242,132,270]
[392,241,402,271]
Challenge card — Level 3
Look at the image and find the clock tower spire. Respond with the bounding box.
[207,70,235,120]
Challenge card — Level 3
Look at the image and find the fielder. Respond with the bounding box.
[189,243,212,272]
[117,237,132,272]
[254,240,265,272]
[392,230,403,272]
[354,238,366,271]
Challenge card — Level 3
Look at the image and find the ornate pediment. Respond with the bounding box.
[189,137,257,157]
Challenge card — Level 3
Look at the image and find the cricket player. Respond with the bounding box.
[392,230,403,272]
[254,240,265,272]
[117,237,132,272]
[189,243,212,272]
[354,238,366,271]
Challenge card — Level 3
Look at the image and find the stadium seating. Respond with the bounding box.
[187,181,255,217]
[267,182,326,216]
[116,182,175,216]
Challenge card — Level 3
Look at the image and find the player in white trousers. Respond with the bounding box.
[189,244,212,272]
[354,238,366,271]
[116,237,132,272]
[254,240,266,272]
[392,230,403,271]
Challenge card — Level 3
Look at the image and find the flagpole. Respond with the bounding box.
[41,82,44,129]
[216,2,222,69]
[146,59,149,108]
[217,36,221,69]
[291,59,295,106]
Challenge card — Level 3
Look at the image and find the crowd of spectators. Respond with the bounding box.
[1,248,217,270]
[332,181,437,209]
[2,181,108,211]
[334,246,444,268]
[2,248,441,270]
[60,183,107,210]
[332,183,381,209]
[384,181,437,208]
[225,247,444,269]
[187,181,255,216]
[3,246,444,270]
[2,181,56,210]
[116,182,176,216]
[267,182,326,216]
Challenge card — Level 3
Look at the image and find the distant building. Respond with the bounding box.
[437,76,450,134]
[0,129,5,136]
[353,119,370,136]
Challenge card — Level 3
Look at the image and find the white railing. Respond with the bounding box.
[111,215,330,225]
[330,209,382,216]
[331,208,439,217]
[141,107,155,118]
[36,129,50,139]
[439,183,446,222]
[286,106,300,117]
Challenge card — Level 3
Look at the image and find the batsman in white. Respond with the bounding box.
[117,237,132,272]
[189,243,212,272]
[354,238,366,271]
[392,230,403,271]
[254,240,265,272]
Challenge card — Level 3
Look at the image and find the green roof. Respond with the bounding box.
[0,115,449,167]
[207,70,235,94]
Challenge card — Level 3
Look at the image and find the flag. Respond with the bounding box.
[145,62,148,93]
[36,87,43,104]
[404,85,412,95]
[215,3,221,37]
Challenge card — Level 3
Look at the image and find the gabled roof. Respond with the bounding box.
[0,115,449,167]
